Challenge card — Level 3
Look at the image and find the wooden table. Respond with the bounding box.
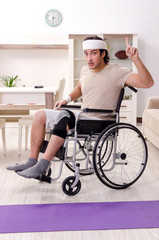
[0,87,57,110]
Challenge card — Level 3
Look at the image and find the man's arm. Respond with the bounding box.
[54,82,82,108]
[69,82,82,101]
[125,38,154,88]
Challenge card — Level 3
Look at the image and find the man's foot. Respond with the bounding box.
[6,158,37,172]
[17,158,50,179]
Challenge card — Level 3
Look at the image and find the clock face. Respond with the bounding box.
[45,9,62,27]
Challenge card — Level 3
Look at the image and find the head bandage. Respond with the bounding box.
[82,39,107,50]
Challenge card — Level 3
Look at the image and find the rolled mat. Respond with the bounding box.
[0,201,159,233]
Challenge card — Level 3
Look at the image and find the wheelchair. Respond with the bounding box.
[38,86,148,196]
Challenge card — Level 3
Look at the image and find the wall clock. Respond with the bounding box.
[45,9,62,27]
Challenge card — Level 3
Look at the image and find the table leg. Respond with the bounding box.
[45,92,54,140]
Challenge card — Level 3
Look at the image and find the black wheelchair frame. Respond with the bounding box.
[38,86,148,196]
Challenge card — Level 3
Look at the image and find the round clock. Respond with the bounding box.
[45,9,62,27]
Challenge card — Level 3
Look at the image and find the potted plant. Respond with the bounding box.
[0,75,21,87]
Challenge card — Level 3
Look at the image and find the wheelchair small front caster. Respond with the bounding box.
[62,176,81,196]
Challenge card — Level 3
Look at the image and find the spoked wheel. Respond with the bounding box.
[62,176,81,196]
[100,140,113,167]
[93,123,148,189]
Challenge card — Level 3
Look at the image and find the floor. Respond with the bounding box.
[0,124,159,240]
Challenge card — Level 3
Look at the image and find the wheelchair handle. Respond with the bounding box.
[128,86,137,93]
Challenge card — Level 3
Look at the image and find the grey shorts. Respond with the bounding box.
[44,109,61,129]
[44,108,102,130]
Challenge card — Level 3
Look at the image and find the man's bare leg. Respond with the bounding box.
[43,135,65,161]
[7,110,46,172]
[17,134,64,178]
[9,109,70,178]
[30,110,46,160]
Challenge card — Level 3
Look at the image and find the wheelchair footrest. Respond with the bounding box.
[35,175,52,183]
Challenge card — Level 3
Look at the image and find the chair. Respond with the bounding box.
[18,116,33,156]
[54,78,66,103]
[0,118,6,155]
[142,96,159,149]
[18,78,66,155]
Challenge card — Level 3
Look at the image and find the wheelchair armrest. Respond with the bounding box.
[82,108,114,114]
[61,104,81,109]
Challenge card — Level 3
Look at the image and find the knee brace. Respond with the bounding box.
[51,110,75,139]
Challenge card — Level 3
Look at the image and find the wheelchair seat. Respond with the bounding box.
[76,119,115,134]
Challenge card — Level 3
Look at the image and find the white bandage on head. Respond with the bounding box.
[82,39,107,50]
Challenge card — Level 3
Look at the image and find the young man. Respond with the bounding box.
[7,36,154,179]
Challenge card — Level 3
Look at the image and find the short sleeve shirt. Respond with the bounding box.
[80,63,132,111]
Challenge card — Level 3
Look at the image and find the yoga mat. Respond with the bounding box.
[0,201,159,233]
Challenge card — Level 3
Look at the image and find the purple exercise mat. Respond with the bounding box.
[0,201,159,233]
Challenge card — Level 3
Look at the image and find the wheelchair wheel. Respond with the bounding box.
[93,123,148,189]
[100,140,113,167]
[65,140,113,175]
[62,176,81,196]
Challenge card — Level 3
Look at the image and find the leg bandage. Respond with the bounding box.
[51,110,75,139]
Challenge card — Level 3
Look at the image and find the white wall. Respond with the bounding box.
[0,0,159,116]
[0,48,68,87]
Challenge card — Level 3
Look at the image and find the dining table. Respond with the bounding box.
[0,86,57,111]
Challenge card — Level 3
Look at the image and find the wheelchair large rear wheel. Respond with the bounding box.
[65,139,113,175]
[93,123,148,189]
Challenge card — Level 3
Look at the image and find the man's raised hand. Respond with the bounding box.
[126,37,139,61]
